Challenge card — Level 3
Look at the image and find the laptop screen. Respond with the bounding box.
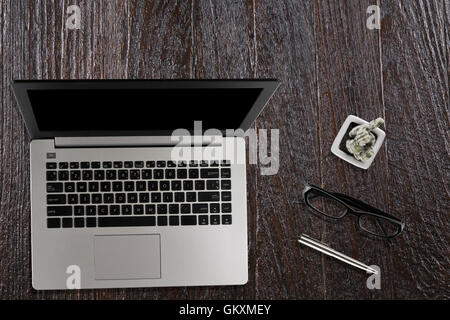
[27,88,263,132]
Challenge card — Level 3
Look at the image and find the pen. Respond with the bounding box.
[298,234,378,274]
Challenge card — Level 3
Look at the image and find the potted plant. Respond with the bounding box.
[331,115,385,169]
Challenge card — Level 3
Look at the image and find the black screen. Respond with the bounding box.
[27,88,263,132]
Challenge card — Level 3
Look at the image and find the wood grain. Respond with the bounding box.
[0,0,448,299]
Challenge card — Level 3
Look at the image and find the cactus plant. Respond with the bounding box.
[345,118,384,162]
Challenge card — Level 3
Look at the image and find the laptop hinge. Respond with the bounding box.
[54,136,222,148]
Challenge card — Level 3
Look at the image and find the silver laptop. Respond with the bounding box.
[12,79,279,290]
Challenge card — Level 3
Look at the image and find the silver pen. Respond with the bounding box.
[298,234,378,274]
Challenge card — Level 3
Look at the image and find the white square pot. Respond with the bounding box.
[331,115,385,170]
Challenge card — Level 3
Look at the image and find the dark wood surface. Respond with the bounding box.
[0,0,448,299]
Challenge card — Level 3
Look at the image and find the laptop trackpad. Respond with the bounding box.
[94,234,161,280]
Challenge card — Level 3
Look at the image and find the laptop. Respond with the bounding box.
[12,79,279,289]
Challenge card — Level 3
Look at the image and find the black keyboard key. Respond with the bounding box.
[222,203,232,213]
[210,160,219,167]
[58,171,69,181]
[74,218,85,227]
[101,182,111,192]
[80,162,90,169]
[135,161,144,168]
[148,181,158,191]
[221,191,232,201]
[183,180,193,190]
[221,180,231,190]
[169,216,179,226]
[70,162,79,169]
[167,161,176,167]
[181,204,191,214]
[62,218,73,228]
[174,192,185,202]
[106,170,117,180]
[127,193,138,203]
[181,216,197,225]
[130,170,140,179]
[124,161,133,168]
[47,194,66,205]
[91,162,101,169]
[199,215,208,225]
[200,160,209,167]
[77,182,87,192]
[82,170,93,180]
[47,218,60,228]
[206,180,220,190]
[165,169,175,179]
[145,204,156,214]
[169,204,179,214]
[103,161,112,168]
[178,161,187,167]
[221,168,231,178]
[68,194,78,204]
[189,160,198,167]
[157,161,166,168]
[113,161,123,168]
[193,204,208,213]
[98,216,156,227]
[198,192,220,202]
[110,205,120,215]
[86,206,96,215]
[47,182,63,193]
[139,192,149,203]
[177,169,187,179]
[136,181,146,191]
[142,170,152,179]
[210,215,220,225]
[222,215,232,225]
[210,203,220,213]
[124,181,135,191]
[80,194,90,204]
[115,193,126,203]
[151,192,161,203]
[89,182,99,192]
[47,206,72,216]
[112,181,123,191]
[94,170,105,180]
[160,181,170,191]
[59,162,69,169]
[118,170,128,180]
[154,169,164,179]
[134,205,144,215]
[98,205,108,215]
[186,192,196,202]
[46,162,57,169]
[157,204,167,214]
[146,161,155,168]
[163,192,173,203]
[70,170,81,181]
[195,180,205,190]
[86,217,97,227]
[122,205,132,215]
[201,168,219,178]
[221,160,231,166]
[74,206,84,216]
[157,216,168,226]
[188,169,199,178]
[46,171,57,181]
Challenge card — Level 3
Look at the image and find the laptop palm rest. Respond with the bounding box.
[94,234,161,280]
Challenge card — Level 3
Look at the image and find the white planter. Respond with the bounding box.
[331,115,385,170]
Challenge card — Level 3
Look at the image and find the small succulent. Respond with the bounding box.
[346,118,384,162]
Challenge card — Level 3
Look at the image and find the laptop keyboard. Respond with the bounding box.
[45,160,232,228]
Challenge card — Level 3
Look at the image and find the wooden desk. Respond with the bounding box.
[0,0,448,299]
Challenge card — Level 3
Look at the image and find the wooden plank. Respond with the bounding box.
[380,0,449,299]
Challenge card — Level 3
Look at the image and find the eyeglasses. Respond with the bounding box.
[302,184,404,238]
